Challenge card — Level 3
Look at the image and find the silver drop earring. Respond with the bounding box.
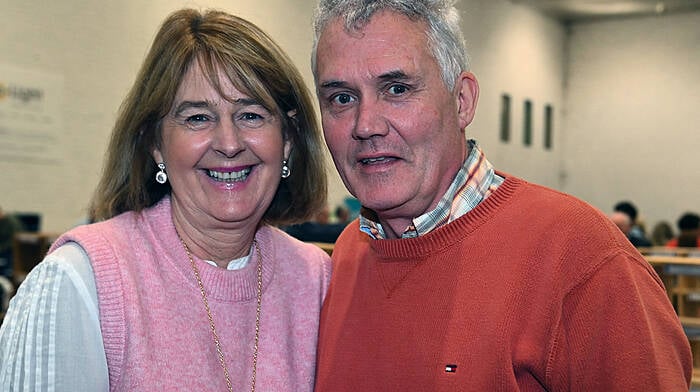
[281,160,291,179]
[155,162,168,184]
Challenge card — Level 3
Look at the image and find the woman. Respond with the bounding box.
[0,9,331,391]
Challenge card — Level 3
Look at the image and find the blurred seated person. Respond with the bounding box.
[0,207,22,279]
[666,212,700,248]
[651,221,675,247]
[284,206,345,243]
[610,211,651,247]
[613,201,652,247]
[0,206,22,314]
[334,205,351,225]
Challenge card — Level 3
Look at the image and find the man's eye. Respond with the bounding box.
[387,84,408,95]
[332,93,355,105]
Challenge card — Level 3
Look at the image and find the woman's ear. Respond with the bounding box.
[152,148,164,164]
[283,109,297,160]
[283,140,293,162]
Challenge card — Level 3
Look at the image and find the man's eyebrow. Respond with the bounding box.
[319,71,412,90]
[377,70,411,82]
[319,80,349,89]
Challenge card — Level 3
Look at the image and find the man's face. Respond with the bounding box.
[315,10,479,236]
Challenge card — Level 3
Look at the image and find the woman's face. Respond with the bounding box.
[153,61,290,231]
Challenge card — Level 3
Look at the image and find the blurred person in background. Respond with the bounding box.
[614,200,652,247]
[666,212,700,248]
[651,220,675,247]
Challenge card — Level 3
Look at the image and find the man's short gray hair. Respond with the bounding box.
[311,0,469,90]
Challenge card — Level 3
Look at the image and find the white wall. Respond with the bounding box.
[462,1,566,189]
[0,0,568,233]
[562,11,700,231]
[0,0,327,232]
[12,1,698,236]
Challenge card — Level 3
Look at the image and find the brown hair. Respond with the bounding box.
[89,9,327,225]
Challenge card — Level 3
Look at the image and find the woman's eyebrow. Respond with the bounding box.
[173,97,264,115]
[173,101,210,115]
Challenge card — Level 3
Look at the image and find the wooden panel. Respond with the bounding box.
[644,249,700,385]
[311,242,334,256]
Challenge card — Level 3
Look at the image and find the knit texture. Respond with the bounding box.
[50,197,332,391]
[315,175,691,391]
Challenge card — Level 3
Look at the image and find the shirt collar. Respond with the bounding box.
[359,140,503,240]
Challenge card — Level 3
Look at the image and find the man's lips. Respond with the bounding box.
[357,154,400,165]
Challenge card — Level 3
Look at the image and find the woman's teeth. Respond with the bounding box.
[207,168,251,182]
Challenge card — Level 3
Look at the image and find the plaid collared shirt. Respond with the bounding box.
[359,140,504,240]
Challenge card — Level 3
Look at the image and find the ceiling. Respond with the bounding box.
[510,0,700,22]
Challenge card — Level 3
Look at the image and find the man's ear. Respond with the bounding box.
[455,71,480,130]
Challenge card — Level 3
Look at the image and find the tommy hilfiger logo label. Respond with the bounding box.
[445,364,458,373]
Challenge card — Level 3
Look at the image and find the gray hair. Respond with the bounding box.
[311,0,469,90]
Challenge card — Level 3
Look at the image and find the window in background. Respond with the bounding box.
[544,104,553,150]
[500,94,511,142]
[523,99,532,147]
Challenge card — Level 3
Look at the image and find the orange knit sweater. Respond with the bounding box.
[315,176,691,391]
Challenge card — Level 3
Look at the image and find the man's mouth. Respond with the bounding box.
[360,156,393,164]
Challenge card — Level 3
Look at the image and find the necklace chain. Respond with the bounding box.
[179,236,262,392]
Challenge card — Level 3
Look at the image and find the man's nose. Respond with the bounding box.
[352,98,389,140]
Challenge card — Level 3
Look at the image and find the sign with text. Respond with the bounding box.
[0,64,64,165]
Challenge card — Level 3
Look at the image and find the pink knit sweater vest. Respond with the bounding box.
[50,197,332,391]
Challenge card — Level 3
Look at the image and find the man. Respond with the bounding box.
[667,212,700,248]
[609,211,634,236]
[614,200,652,247]
[311,0,692,390]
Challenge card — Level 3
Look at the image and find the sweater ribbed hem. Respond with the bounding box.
[50,224,126,388]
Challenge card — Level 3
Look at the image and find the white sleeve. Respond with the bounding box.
[0,242,109,391]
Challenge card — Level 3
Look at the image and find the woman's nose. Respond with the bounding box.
[212,119,245,158]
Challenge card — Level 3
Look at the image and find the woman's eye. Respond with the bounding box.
[332,93,355,105]
[236,111,267,128]
[185,114,211,124]
[181,114,214,130]
[241,112,263,121]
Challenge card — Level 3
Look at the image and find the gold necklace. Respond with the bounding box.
[179,236,263,392]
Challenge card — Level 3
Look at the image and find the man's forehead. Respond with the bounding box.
[316,14,431,83]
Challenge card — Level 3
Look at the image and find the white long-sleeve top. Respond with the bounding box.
[0,243,109,391]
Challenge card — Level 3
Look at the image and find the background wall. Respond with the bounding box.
[0,0,697,235]
[462,1,566,189]
[562,11,700,232]
[0,0,326,231]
